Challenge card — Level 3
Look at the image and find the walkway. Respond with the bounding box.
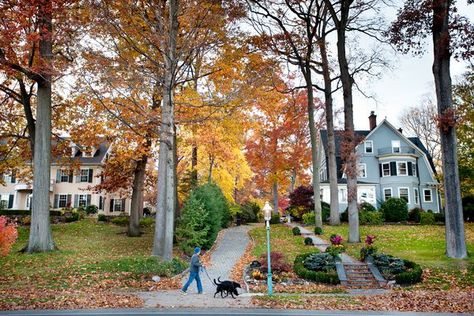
[137,225,253,308]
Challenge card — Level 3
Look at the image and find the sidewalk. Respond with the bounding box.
[136,225,254,308]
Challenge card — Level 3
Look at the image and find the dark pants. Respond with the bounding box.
[182,271,203,293]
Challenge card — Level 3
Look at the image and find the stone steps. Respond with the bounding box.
[344,263,379,289]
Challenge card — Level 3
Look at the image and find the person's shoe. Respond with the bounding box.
[180,290,187,295]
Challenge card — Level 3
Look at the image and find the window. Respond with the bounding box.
[364,140,373,154]
[338,188,347,203]
[0,195,8,209]
[358,163,367,178]
[384,188,392,201]
[358,187,375,203]
[58,194,68,208]
[114,199,124,212]
[397,162,407,176]
[26,194,32,210]
[423,189,432,202]
[78,194,89,207]
[412,163,417,176]
[392,140,400,153]
[60,170,70,183]
[414,188,419,205]
[80,169,89,182]
[382,163,390,177]
[398,187,410,203]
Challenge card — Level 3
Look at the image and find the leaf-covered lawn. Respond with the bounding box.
[249,224,315,263]
[0,218,185,310]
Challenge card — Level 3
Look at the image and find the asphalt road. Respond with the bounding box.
[0,309,468,316]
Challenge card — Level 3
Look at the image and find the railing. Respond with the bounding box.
[14,180,55,191]
[378,146,416,155]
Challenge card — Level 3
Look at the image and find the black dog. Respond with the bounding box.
[213,277,241,299]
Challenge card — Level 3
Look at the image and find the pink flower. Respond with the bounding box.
[365,235,376,245]
[330,234,343,245]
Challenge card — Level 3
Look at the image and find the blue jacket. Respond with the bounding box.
[190,254,202,273]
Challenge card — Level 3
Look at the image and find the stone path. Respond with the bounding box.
[137,225,254,308]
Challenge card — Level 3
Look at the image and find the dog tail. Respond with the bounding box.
[213,278,219,286]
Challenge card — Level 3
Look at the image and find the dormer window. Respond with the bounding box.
[392,140,400,153]
[364,140,373,154]
[81,146,96,157]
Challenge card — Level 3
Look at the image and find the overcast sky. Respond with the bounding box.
[348,2,474,132]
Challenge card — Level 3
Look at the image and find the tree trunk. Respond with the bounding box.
[19,79,35,155]
[208,154,214,183]
[290,168,296,193]
[318,39,340,225]
[306,71,322,229]
[128,155,148,237]
[432,0,467,258]
[26,0,55,253]
[334,4,359,243]
[272,179,278,215]
[152,0,178,261]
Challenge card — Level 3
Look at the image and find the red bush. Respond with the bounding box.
[0,216,18,257]
[259,251,291,273]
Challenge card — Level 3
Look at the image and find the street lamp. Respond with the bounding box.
[263,201,273,296]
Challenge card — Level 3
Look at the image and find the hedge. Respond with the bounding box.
[395,259,423,285]
[293,252,339,284]
[0,209,62,216]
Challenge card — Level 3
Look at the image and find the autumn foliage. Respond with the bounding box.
[0,216,18,257]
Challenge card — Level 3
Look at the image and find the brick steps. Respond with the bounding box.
[344,263,379,288]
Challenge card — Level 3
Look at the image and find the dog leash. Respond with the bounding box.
[202,267,216,287]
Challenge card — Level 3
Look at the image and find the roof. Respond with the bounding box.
[320,130,370,157]
[52,141,110,165]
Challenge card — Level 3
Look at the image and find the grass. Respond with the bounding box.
[0,218,185,291]
[249,224,317,264]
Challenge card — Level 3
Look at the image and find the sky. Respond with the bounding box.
[348,2,474,132]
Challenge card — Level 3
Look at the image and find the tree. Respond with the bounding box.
[389,0,473,258]
[454,67,474,196]
[400,99,442,169]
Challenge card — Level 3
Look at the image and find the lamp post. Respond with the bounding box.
[263,201,273,296]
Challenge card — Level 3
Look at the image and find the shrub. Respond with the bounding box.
[340,209,348,222]
[140,217,155,227]
[292,226,301,236]
[111,216,129,226]
[359,211,384,225]
[293,252,339,284]
[434,212,445,223]
[462,195,474,222]
[270,213,280,224]
[395,259,423,285]
[304,237,313,245]
[259,251,291,273]
[408,207,423,223]
[85,205,98,215]
[239,201,260,223]
[321,202,330,223]
[373,254,406,279]
[21,215,31,226]
[303,253,336,272]
[65,212,79,223]
[0,216,18,256]
[175,197,210,255]
[380,198,408,222]
[325,245,345,257]
[314,226,323,235]
[420,212,435,225]
[97,214,107,222]
[359,202,376,212]
[329,234,343,245]
[302,212,315,225]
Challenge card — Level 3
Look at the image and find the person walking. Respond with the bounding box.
[181,247,204,295]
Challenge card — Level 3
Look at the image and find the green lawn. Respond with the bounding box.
[250,224,317,264]
[0,218,185,291]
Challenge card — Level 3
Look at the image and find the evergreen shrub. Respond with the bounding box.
[380,198,408,222]
[292,226,301,235]
[293,252,339,284]
[420,212,435,225]
[408,207,423,223]
[359,211,384,225]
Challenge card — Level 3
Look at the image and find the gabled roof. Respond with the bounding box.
[320,130,370,157]
[52,140,111,165]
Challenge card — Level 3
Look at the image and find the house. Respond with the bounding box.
[319,112,440,212]
[0,141,131,215]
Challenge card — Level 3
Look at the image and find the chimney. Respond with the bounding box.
[398,128,403,134]
[369,111,377,130]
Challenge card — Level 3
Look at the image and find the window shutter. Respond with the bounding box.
[54,194,59,208]
[74,194,79,208]
[11,170,16,183]
[99,196,103,210]
[86,194,91,207]
[56,170,61,183]
[379,164,382,177]
[408,162,413,176]
[76,174,81,183]
[8,194,14,208]
[390,162,397,176]
[121,199,126,212]
[88,169,93,183]
[69,171,73,183]
[110,199,114,212]
[67,194,72,208]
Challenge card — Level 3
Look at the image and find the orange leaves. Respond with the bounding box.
[0,216,18,257]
